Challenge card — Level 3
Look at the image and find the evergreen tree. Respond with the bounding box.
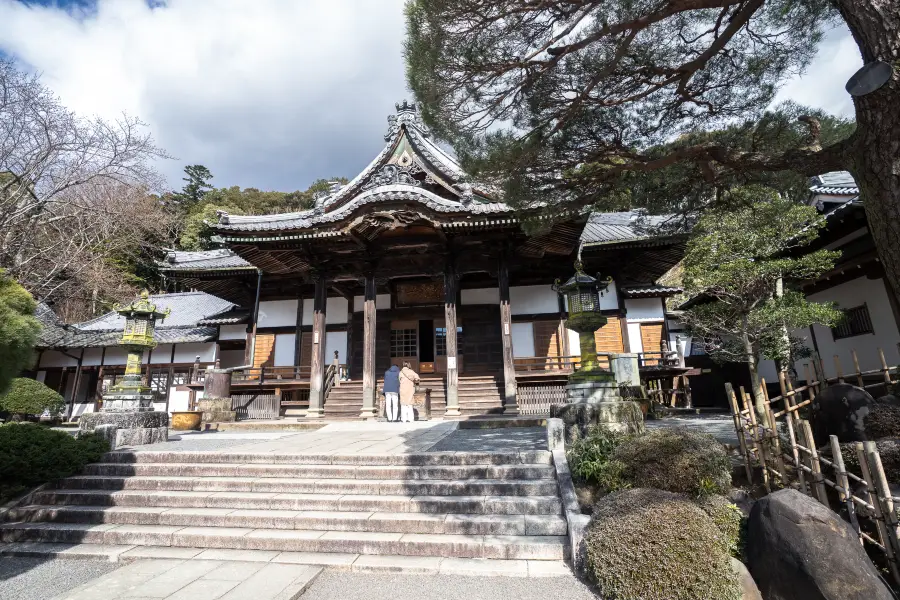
[0,271,41,394]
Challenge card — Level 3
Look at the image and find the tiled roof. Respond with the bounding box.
[160,249,253,271]
[37,292,235,349]
[581,212,681,245]
[620,284,684,298]
[198,309,250,325]
[809,171,859,196]
[216,185,512,233]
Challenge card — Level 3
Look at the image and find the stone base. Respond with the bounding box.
[565,380,621,403]
[196,397,236,423]
[79,410,168,433]
[78,410,170,450]
[550,401,645,443]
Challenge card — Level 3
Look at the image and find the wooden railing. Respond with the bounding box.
[637,350,681,368]
[726,347,900,586]
[514,355,583,373]
[230,366,311,384]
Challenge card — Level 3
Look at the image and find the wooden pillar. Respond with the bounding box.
[360,272,378,418]
[307,272,328,418]
[294,294,304,367]
[499,253,519,415]
[67,352,84,422]
[444,263,460,416]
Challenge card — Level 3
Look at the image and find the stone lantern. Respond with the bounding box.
[550,263,645,439]
[79,291,172,448]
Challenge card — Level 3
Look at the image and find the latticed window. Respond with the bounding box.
[832,304,874,340]
[570,289,598,313]
[149,370,170,401]
[390,329,417,357]
[134,320,148,336]
[435,326,463,356]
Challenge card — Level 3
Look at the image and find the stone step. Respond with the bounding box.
[9,506,568,536]
[0,522,568,560]
[30,490,564,515]
[99,451,551,466]
[55,475,560,497]
[81,463,554,481]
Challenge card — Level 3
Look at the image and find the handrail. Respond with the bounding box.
[323,363,337,398]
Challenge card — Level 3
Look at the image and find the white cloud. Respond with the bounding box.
[0,2,863,192]
[0,0,409,191]
[774,26,861,118]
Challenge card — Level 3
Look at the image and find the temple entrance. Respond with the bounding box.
[389,319,463,374]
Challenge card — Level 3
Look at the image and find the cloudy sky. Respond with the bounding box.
[0,0,862,193]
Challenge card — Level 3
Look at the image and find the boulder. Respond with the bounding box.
[746,488,892,600]
[810,384,875,446]
[731,558,762,600]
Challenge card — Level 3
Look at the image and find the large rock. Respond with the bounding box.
[810,384,875,446]
[550,401,644,443]
[746,488,892,600]
[731,558,762,600]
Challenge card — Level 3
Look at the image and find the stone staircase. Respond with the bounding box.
[0,450,568,565]
[324,375,505,419]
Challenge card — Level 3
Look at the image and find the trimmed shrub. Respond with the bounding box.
[0,272,41,394]
[0,378,64,420]
[697,494,745,559]
[585,488,741,600]
[567,425,631,494]
[613,427,731,496]
[0,423,109,502]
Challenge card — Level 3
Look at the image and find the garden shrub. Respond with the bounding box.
[696,493,745,559]
[567,425,631,494]
[585,488,741,600]
[613,427,732,496]
[0,423,109,503]
[0,377,64,420]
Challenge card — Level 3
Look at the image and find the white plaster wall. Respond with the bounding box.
[258,300,298,328]
[103,347,128,365]
[511,323,535,357]
[567,329,581,356]
[627,322,644,353]
[172,342,217,364]
[758,359,779,383]
[150,344,174,364]
[219,350,245,369]
[510,285,558,315]
[82,348,104,367]
[274,333,296,366]
[352,294,391,312]
[219,324,247,341]
[39,350,78,368]
[301,297,350,324]
[168,389,191,413]
[72,403,95,418]
[624,298,666,322]
[462,288,500,305]
[798,276,900,378]
[36,371,46,383]
[325,331,348,364]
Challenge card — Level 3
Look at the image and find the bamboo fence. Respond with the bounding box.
[726,348,900,586]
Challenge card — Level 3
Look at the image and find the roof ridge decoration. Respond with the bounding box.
[385,100,430,141]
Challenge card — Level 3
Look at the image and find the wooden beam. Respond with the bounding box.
[499,252,519,415]
[360,272,378,419]
[444,262,460,416]
[306,272,328,418]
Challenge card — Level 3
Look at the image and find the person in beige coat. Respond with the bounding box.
[398,362,420,423]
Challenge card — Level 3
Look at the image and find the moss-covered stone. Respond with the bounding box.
[613,427,732,496]
[585,488,741,600]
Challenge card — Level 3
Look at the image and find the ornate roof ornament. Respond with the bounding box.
[455,182,474,206]
[385,100,430,141]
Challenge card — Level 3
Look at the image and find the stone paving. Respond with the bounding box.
[427,426,546,452]
[645,414,739,446]
[45,558,322,600]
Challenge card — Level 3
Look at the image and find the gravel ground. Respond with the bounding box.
[426,426,546,452]
[0,557,119,600]
[645,414,739,446]
[300,571,596,600]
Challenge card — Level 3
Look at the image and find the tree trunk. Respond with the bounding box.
[741,319,768,425]
[836,1,900,300]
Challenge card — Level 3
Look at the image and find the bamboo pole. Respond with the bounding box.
[829,435,861,539]
[880,348,892,386]
[865,441,900,586]
[760,380,787,481]
[855,442,899,583]
[804,363,816,402]
[726,382,753,484]
[852,349,864,387]
[818,355,828,392]
[799,420,829,505]
[780,372,808,494]
[742,386,770,492]
[834,355,845,384]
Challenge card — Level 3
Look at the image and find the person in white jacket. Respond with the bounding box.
[398,362,420,423]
